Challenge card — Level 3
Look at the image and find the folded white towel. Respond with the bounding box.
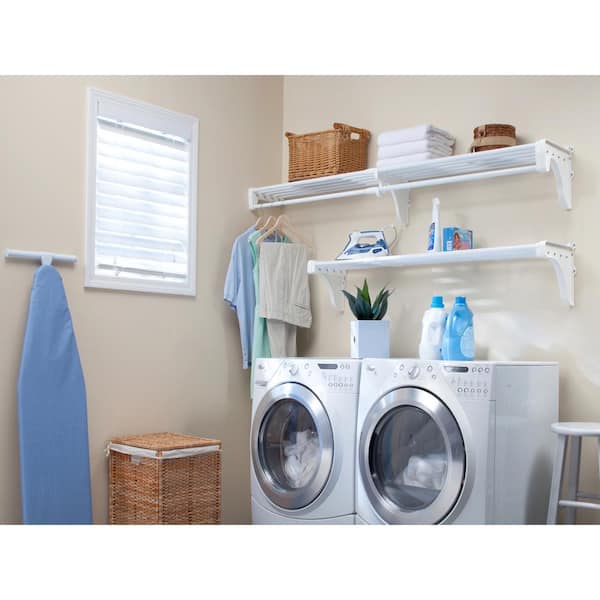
[377,139,454,160]
[378,124,455,147]
[377,152,449,169]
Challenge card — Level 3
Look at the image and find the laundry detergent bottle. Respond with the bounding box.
[418,296,448,360]
[441,296,474,361]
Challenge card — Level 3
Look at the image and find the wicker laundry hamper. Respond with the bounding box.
[286,122,371,181]
[470,123,516,152]
[108,432,221,524]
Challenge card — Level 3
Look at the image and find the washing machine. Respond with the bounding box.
[356,359,558,524]
[251,357,361,524]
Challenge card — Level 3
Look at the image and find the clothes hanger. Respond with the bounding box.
[256,214,311,248]
[271,215,310,247]
[255,214,277,231]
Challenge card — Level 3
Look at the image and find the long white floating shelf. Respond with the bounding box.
[249,140,573,225]
[308,241,576,310]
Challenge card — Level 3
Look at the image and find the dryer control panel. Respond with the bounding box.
[441,364,493,400]
[389,361,493,401]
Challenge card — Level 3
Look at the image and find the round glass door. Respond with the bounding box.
[252,382,333,510]
[359,387,465,524]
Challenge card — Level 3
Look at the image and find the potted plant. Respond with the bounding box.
[342,279,393,359]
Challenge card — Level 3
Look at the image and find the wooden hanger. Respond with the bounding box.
[256,214,310,248]
[255,215,275,231]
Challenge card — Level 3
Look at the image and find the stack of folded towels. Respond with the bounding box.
[376,124,456,169]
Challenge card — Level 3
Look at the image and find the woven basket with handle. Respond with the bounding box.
[471,123,516,152]
[108,432,221,525]
[285,122,371,181]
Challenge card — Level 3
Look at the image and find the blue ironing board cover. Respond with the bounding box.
[17,265,92,524]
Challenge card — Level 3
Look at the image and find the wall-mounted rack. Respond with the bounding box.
[308,241,576,311]
[249,140,573,226]
[4,248,78,266]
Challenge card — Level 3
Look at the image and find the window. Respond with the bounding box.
[86,88,198,295]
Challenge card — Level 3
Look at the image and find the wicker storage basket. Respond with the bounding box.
[108,432,221,525]
[471,123,516,152]
[285,122,371,181]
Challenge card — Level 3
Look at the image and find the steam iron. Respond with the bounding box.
[336,226,397,260]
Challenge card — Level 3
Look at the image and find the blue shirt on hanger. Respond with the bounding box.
[224,225,256,369]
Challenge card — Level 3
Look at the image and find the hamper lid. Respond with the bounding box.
[110,432,221,452]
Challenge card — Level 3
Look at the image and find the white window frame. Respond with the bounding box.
[85,88,198,296]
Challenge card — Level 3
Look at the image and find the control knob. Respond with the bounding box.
[408,365,420,379]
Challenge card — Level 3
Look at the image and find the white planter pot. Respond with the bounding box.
[350,320,390,359]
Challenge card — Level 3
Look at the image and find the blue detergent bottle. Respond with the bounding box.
[441,296,474,361]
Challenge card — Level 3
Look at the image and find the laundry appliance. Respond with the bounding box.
[251,358,361,524]
[356,359,558,524]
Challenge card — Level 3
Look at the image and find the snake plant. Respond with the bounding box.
[342,279,393,320]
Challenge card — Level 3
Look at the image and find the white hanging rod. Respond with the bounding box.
[378,165,538,193]
[249,166,538,212]
[252,186,381,209]
[4,248,77,266]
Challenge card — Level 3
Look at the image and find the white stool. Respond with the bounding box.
[547,422,600,524]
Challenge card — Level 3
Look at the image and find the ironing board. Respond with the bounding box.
[17,265,92,524]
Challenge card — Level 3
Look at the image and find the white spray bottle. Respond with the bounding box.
[427,197,441,252]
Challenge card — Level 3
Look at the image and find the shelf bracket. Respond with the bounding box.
[541,242,576,306]
[316,268,346,312]
[536,141,574,210]
[389,188,410,227]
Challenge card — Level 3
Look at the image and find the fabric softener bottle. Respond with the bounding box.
[441,296,474,361]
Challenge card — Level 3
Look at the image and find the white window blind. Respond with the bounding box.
[86,89,198,295]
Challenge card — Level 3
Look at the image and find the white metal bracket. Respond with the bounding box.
[536,140,574,210]
[322,269,346,312]
[539,241,576,306]
[389,188,410,227]
[308,262,346,312]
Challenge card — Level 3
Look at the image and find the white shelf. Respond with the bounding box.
[249,140,573,225]
[249,169,379,207]
[307,241,576,310]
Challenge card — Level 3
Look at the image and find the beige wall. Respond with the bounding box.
[282,76,600,523]
[0,76,283,524]
[2,75,598,525]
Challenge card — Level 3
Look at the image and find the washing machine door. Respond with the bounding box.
[359,386,465,524]
[252,382,334,510]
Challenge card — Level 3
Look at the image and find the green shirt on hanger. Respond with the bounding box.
[249,230,271,394]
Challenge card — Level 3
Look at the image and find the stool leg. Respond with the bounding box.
[547,434,567,524]
[565,436,581,524]
[597,437,600,481]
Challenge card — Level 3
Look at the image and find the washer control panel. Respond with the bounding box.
[274,360,359,394]
[317,361,358,392]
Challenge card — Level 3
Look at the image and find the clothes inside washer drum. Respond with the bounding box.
[283,430,320,488]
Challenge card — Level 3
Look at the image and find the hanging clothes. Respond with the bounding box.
[249,229,272,366]
[258,241,312,357]
[224,225,256,369]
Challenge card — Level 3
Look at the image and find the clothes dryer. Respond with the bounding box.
[356,359,558,524]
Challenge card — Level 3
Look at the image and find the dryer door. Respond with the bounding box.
[359,386,465,524]
[252,382,334,510]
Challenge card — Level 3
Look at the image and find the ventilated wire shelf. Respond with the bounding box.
[249,140,573,216]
